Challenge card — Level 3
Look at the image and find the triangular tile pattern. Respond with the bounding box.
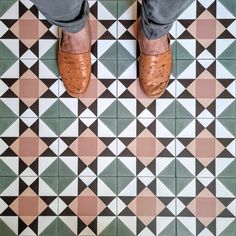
[0,0,236,236]
[176,177,236,236]
[117,177,176,235]
[176,0,236,59]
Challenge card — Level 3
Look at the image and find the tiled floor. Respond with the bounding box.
[0,0,236,235]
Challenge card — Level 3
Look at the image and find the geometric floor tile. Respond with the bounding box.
[0,0,236,235]
[118,177,175,236]
[176,177,236,236]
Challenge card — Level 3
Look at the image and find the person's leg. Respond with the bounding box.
[31,0,92,97]
[31,0,89,33]
[138,0,193,98]
[141,0,193,40]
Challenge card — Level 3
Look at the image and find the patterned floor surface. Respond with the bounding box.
[0,0,236,235]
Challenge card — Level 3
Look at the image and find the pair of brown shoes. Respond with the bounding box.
[58,23,172,98]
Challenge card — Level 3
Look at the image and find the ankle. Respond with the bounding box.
[139,32,169,55]
[61,21,91,54]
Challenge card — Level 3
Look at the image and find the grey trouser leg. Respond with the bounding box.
[31,0,89,33]
[141,0,194,39]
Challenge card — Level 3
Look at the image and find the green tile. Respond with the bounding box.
[99,158,117,176]
[217,100,236,119]
[0,100,18,118]
[100,118,117,136]
[41,176,58,194]
[117,118,134,135]
[0,218,17,236]
[59,158,77,177]
[176,100,194,119]
[217,178,236,196]
[218,41,236,60]
[100,101,117,118]
[40,42,58,60]
[0,177,17,194]
[176,60,193,77]
[218,0,236,17]
[177,218,194,236]
[218,59,236,77]
[100,41,117,60]
[41,100,58,118]
[39,218,58,236]
[176,159,194,177]
[0,59,18,77]
[176,118,194,136]
[99,0,117,18]
[118,60,135,77]
[117,159,135,177]
[100,60,117,78]
[59,118,77,135]
[117,101,135,118]
[98,218,117,236]
[157,101,176,119]
[40,59,59,77]
[117,0,136,18]
[0,0,17,17]
[117,218,135,236]
[118,176,134,194]
[0,159,17,176]
[217,118,236,137]
[0,118,18,135]
[0,42,18,59]
[58,218,76,236]
[41,159,58,177]
[218,218,236,236]
[58,176,76,194]
[41,118,59,136]
[117,42,135,60]
[100,176,117,194]
[176,41,194,60]
[157,118,176,136]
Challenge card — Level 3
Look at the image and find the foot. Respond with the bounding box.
[58,20,92,98]
[138,30,172,98]
[138,31,169,55]
[61,20,91,54]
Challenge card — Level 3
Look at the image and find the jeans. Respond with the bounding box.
[31,0,193,39]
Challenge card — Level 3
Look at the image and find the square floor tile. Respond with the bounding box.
[59,118,116,177]
[176,118,236,177]
[176,177,236,236]
[0,176,58,236]
[118,177,175,235]
[58,176,117,235]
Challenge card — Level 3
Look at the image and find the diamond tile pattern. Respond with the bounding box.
[0,0,236,235]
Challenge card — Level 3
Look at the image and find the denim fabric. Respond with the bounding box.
[141,0,194,39]
[31,0,192,37]
[31,0,89,33]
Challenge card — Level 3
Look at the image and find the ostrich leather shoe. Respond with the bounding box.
[57,30,91,97]
[139,34,172,98]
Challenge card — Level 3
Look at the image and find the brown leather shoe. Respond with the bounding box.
[138,34,172,98]
[57,28,91,98]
